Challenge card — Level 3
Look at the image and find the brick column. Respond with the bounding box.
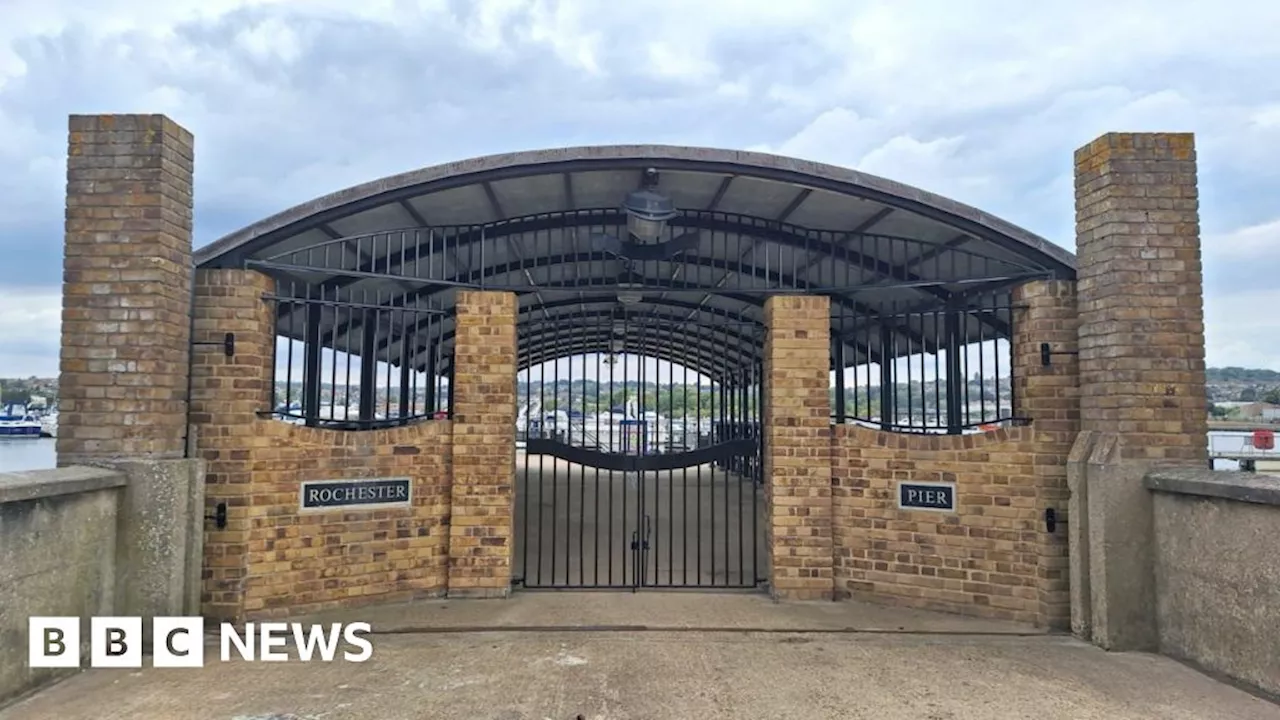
[57,114,195,465]
[1071,132,1206,650]
[447,291,518,597]
[763,295,832,600]
[1011,280,1079,629]
[1076,133,1208,463]
[190,269,276,620]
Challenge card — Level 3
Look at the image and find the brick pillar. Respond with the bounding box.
[190,269,276,621]
[763,295,832,600]
[1071,132,1206,650]
[447,291,518,597]
[1076,133,1208,463]
[1011,280,1079,629]
[57,114,195,465]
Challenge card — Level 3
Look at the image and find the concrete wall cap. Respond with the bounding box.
[0,466,126,504]
[1145,467,1280,507]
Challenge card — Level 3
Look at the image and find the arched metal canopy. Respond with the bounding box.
[195,145,1076,378]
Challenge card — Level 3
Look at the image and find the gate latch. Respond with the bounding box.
[206,501,227,529]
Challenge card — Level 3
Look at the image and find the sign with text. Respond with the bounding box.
[300,477,411,511]
[897,482,956,512]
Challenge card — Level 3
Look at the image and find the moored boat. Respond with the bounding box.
[0,411,42,438]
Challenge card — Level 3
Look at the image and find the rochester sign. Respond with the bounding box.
[897,482,956,512]
[300,478,412,511]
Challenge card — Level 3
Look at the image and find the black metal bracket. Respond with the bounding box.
[1040,342,1078,367]
[1044,508,1066,534]
[193,332,235,358]
[205,502,227,530]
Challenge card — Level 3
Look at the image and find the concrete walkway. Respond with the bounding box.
[3,593,1275,720]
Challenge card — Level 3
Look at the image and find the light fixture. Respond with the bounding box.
[622,186,677,240]
[617,292,642,306]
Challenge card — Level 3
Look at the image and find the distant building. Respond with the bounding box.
[1234,402,1280,421]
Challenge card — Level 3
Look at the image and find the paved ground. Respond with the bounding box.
[3,594,1275,720]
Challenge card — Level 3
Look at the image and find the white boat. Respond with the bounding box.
[39,412,58,438]
[0,410,42,438]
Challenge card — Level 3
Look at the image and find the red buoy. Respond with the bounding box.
[1253,429,1274,450]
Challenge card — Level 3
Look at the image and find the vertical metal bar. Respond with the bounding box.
[302,291,322,427]
[535,341,546,585]
[834,329,847,424]
[879,323,893,432]
[753,356,762,584]
[696,331,703,586]
[961,301,971,427]
[550,316,560,586]
[384,307,393,422]
[593,315,602,586]
[978,296,987,423]
[666,337,675,586]
[445,355,454,419]
[398,312,411,420]
[521,346,531,586]
[1005,291,1017,420]
[933,310,942,430]
[640,317,652,587]
[945,298,964,434]
[906,309,915,430]
[358,305,378,424]
[682,328,690,587]
[608,318,616,586]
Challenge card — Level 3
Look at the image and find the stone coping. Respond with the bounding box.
[0,465,125,504]
[1145,467,1280,507]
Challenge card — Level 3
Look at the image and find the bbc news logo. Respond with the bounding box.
[29,617,373,668]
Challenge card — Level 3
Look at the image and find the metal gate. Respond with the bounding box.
[513,310,765,590]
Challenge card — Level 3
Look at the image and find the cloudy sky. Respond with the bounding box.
[1,0,1278,378]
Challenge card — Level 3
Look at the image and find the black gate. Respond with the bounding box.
[513,310,765,590]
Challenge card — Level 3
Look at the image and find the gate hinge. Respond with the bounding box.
[193,332,235,358]
[205,501,228,530]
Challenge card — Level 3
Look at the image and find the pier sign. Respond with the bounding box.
[897,481,956,512]
[300,477,412,511]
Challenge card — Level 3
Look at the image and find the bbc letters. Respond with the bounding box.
[29,617,373,668]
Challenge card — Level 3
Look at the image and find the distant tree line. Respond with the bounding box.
[1207,367,1280,383]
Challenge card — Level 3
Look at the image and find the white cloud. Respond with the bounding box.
[2,0,1280,376]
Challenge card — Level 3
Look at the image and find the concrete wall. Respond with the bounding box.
[0,463,204,706]
[1145,468,1280,698]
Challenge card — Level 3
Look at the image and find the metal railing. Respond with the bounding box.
[266,284,452,430]
[831,291,1020,434]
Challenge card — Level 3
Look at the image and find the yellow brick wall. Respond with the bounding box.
[58,114,195,464]
[192,270,452,621]
[1075,133,1208,464]
[832,424,1045,625]
[763,295,833,600]
[446,291,518,597]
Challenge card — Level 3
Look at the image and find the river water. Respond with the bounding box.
[0,434,1263,474]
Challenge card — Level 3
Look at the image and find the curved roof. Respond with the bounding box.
[195,145,1076,377]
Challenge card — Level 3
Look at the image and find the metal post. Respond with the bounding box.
[424,342,437,413]
[945,299,964,434]
[398,324,411,420]
[358,309,378,424]
[834,340,847,424]
[302,300,323,427]
[879,325,894,432]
